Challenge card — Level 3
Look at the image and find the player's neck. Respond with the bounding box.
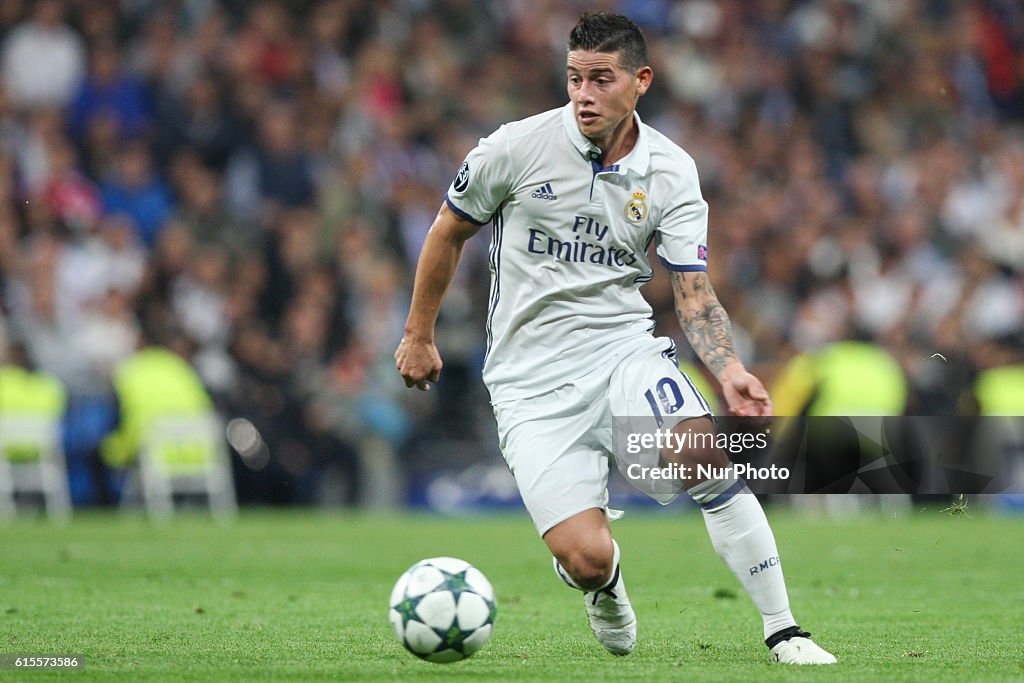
[588,116,638,167]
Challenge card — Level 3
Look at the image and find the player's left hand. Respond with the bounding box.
[720,367,773,417]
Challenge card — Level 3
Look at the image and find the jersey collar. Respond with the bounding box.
[561,102,650,176]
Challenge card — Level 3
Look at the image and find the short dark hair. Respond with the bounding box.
[568,12,648,73]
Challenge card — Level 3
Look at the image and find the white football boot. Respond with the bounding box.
[554,558,637,655]
[582,566,637,656]
[768,627,837,665]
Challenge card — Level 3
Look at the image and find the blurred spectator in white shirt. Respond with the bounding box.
[1,0,85,109]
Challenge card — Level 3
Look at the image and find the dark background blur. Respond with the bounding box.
[0,0,1021,509]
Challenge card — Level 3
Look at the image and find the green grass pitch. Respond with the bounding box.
[1,506,1022,681]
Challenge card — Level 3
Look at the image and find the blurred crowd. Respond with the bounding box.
[0,0,1021,506]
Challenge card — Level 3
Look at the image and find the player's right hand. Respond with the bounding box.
[394,336,442,391]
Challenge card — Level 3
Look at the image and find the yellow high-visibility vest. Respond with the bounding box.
[974,364,1024,416]
[101,347,213,467]
[0,364,66,462]
[773,342,907,416]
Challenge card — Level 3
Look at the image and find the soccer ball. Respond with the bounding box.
[388,557,496,663]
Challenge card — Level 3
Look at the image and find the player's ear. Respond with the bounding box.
[635,66,653,96]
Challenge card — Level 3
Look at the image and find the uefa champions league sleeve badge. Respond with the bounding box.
[453,161,470,192]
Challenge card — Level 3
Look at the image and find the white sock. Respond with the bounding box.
[689,478,797,640]
[554,539,620,592]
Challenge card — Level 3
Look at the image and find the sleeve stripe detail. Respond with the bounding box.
[444,194,488,226]
[658,256,707,272]
[484,208,504,361]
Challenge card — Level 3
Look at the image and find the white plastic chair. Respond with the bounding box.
[124,413,237,521]
[0,415,72,522]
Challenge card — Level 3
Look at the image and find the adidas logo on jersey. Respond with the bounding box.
[531,183,557,200]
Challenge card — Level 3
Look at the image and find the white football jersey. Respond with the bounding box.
[446,103,709,403]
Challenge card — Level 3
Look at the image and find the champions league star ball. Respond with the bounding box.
[388,557,496,663]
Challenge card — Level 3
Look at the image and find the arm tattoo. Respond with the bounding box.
[671,271,738,378]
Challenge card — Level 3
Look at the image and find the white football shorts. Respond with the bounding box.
[493,336,713,536]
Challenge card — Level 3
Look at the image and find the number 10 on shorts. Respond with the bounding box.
[644,377,684,427]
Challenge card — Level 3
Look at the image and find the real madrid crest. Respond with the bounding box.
[624,190,648,224]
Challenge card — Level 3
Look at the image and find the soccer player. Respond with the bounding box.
[395,11,836,665]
